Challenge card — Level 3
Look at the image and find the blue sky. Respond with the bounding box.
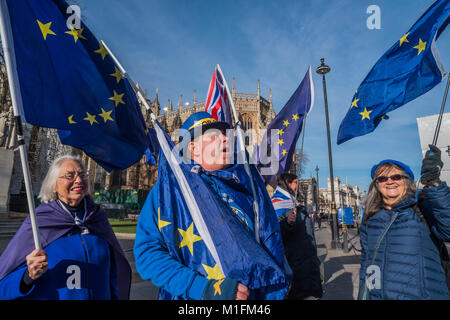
[76,0,450,192]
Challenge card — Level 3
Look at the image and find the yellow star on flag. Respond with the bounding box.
[37,20,56,40]
[178,222,202,256]
[68,115,77,124]
[399,33,409,47]
[65,27,87,43]
[109,90,125,107]
[202,264,225,280]
[283,119,290,127]
[94,42,108,60]
[277,129,284,136]
[413,38,427,55]
[359,107,372,120]
[213,279,225,296]
[281,149,288,156]
[110,66,123,84]
[157,208,171,232]
[98,108,114,123]
[350,98,360,109]
[292,114,299,121]
[278,139,284,146]
[83,112,98,125]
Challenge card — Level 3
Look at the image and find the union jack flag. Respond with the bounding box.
[205,66,232,125]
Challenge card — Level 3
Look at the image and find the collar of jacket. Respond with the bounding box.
[190,164,240,183]
[381,196,416,212]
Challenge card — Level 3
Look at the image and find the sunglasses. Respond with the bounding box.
[375,174,406,183]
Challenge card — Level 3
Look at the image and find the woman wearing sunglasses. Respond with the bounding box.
[358,145,449,300]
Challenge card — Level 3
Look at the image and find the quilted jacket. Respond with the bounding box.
[359,182,450,300]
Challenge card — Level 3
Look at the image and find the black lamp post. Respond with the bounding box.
[316,58,340,250]
[315,165,320,225]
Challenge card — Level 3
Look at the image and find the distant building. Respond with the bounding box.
[318,177,363,216]
[73,79,276,191]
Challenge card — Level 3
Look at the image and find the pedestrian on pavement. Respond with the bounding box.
[271,173,323,300]
[134,112,289,300]
[0,155,131,300]
[358,145,450,300]
[314,212,322,230]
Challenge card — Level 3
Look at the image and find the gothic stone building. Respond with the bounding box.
[82,79,276,192]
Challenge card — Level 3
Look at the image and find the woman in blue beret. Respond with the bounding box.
[358,145,449,300]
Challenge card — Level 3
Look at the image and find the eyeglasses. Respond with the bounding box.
[375,174,406,183]
[58,171,89,181]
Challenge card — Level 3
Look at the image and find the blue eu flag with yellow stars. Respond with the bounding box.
[337,0,450,145]
[257,66,314,188]
[2,0,150,171]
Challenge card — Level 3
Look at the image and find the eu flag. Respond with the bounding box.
[2,0,150,170]
[337,0,450,145]
[257,66,314,187]
[152,120,288,299]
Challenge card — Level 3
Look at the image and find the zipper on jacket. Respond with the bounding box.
[78,233,92,299]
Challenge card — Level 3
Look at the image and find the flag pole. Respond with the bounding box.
[216,64,261,243]
[294,114,307,202]
[102,41,225,273]
[0,0,41,249]
[432,75,449,146]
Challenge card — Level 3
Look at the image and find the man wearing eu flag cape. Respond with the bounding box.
[134,112,290,300]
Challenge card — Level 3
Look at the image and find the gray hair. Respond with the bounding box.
[363,162,416,222]
[38,154,89,203]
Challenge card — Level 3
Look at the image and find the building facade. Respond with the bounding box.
[51,79,276,193]
[318,177,363,217]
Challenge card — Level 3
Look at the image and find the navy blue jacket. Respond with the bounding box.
[359,182,450,300]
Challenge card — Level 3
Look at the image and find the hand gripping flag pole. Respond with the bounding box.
[0,0,41,249]
[215,64,261,244]
[101,41,225,274]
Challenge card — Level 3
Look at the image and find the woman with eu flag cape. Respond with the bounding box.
[134,112,289,300]
[0,155,131,300]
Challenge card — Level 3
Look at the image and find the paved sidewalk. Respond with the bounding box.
[315,225,362,300]
[116,234,159,300]
[117,225,363,300]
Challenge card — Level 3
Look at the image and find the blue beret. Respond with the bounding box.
[370,159,414,180]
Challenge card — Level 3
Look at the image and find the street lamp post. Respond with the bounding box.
[315,165,320,226]
[316,58,340,250]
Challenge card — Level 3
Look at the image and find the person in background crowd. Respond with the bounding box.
[271,173,323,300]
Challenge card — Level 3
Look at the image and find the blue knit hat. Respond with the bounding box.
[370,159,414,180]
